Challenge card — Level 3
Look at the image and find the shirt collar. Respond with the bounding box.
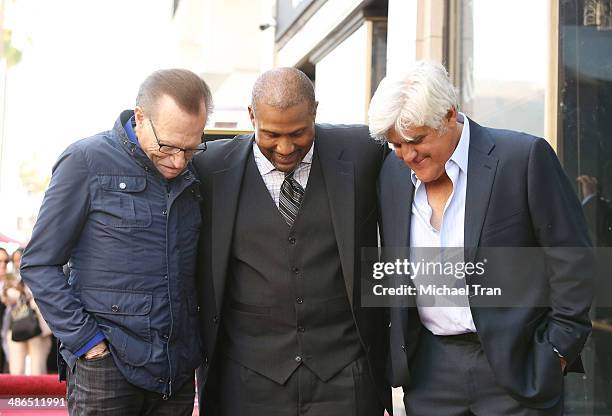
[410,112,470,186]
[448,112,470,174]
[124,115,140,146]
[252,138,315,176]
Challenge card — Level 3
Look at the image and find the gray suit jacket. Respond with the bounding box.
[380,117,593,409]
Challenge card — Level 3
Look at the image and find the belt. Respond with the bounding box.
[438,332,480,344]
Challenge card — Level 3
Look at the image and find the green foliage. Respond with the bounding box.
[3,29,22,67]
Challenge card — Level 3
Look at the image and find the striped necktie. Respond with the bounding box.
[279,171,305,227]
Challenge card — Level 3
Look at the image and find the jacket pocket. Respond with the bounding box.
[80,287,153,367]
[482,210,525,237]
[230,300,271,316]
[97,174,152,228]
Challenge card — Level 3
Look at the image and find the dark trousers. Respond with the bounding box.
[205,355,383,416]
[403,330,563,416]
[66,352,195,416]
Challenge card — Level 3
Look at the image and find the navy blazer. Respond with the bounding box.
[380,117,593,409]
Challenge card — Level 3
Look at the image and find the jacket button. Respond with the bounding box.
[111,305,119,313]
[296,297,303,304]
[401,345,406,351]
[297,326,305,333]
[212,316,219,324]
[163,275,168,280]
[204,356,208,367]
[288,236,296,244]
[162,209,167,215]
[295,355,302,362]
[162,334,169,341]
[119,182,127,189]
[292,267,299,275]
[197,306,201,312]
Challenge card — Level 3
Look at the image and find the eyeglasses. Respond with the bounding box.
[148,119,207,159]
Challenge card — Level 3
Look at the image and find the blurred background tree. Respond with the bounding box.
[3,28,23,67]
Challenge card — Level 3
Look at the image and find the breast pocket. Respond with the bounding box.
[482,210,526,238]
[98,174,152,228]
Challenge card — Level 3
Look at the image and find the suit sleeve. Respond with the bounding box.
[20,145,103,355]
[526,137,594,364]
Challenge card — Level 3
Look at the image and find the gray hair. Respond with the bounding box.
[251,67,316,114]
[368,61,458,143]
[136,68,213,121]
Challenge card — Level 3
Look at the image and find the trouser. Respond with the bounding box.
[66,352,195,416]
[205,354,383,416]
[403,330,563,416]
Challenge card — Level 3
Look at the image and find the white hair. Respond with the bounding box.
[368,61,458,143]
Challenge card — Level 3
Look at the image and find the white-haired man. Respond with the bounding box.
[370,61,593,415]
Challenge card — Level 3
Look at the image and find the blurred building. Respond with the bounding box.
[273,0,612,414]
[0,0,277,240]
[172,0,275,132]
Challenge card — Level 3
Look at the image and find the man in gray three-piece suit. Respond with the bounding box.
[193,68,391,415]
[369,61,593,415]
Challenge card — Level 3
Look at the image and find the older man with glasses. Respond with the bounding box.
[21,69,212,415]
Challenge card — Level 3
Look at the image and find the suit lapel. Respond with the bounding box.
[387,154,415,310]
[389,155,415,247]
[386,154,416,383]
[315,127,356,308]
[211,136,253,310]
[464,118,498,263]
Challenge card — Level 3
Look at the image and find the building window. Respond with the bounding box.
[313,19,387,124]
[449,0,548,137]
[559,2,612,412]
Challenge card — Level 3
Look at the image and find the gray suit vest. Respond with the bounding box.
[220,148,362,384]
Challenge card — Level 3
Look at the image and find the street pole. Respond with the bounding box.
[0,0,8,195]
[0,0,6,194]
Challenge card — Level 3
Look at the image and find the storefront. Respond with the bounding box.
[274,0,388,123]
[275,0,612,413]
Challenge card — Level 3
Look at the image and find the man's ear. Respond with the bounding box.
[446,107,458,123]
[248,105,256,128]
[134,106,146,128]
[313,101,319,120]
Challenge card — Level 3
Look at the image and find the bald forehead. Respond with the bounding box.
[251,67,315,112]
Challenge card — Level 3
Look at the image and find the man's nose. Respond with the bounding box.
[400,143,417,164]
[168,152,187,168]
[276,138,295,155]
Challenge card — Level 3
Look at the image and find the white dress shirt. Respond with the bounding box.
[410,113,477,335]
[252,140,314,207]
